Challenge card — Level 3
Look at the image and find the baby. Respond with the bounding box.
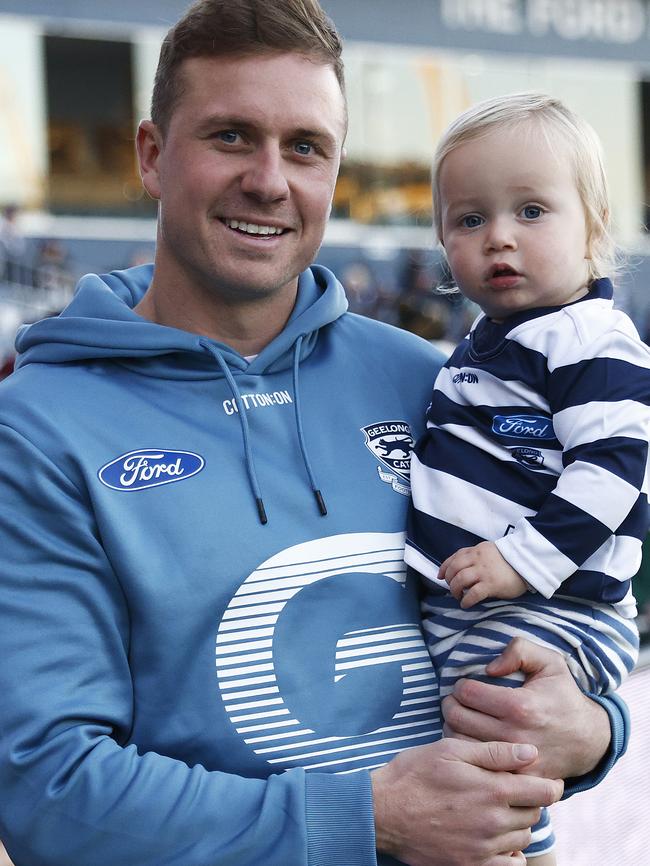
[405,92,648,863]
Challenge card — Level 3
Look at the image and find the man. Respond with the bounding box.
[0,2,628,865]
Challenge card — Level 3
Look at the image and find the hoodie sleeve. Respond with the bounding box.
[0,423,377,866]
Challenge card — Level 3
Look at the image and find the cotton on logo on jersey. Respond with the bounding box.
[98,449,205,491]
[361,421,414,496]
[222,390,292,415]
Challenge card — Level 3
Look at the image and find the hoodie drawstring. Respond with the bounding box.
[200,337,327,524]
[201,341,267,525]
[292,336,327,517]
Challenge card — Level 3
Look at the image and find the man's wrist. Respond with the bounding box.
[562,692,628,798]
[371,764,396,857]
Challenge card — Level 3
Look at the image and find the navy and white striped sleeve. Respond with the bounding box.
[496,317,650,600]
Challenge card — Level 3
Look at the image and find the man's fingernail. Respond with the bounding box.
[514,744,537,760]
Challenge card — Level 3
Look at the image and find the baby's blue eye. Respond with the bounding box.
[522,205,542,219]
[462,214,484,229]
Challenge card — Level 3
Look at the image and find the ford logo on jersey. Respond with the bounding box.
[98,449,205,491]
[492,414,555,440]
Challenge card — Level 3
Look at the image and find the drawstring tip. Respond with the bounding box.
[256,498,268,525]
[314,490,327,516]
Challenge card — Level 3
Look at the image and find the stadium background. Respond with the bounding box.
[0,1,648,862]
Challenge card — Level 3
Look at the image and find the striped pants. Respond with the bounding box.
[421,592,639,857]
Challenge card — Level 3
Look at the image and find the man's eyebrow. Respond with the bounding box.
[194,114,253,134]
[292,126,334,141]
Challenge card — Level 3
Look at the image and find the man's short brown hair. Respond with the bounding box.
[151,0,345,133]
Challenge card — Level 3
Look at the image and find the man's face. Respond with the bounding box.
[139,52,346,306]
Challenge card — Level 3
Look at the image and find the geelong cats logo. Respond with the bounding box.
[361,421,414,496]
[98,449,205,491]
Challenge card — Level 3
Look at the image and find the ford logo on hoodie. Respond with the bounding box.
[98,449,205,491]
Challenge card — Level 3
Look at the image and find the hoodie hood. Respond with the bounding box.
[14,263,348,379]
[14,263,348,523]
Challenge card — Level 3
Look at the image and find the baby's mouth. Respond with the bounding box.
[488,264,520,278]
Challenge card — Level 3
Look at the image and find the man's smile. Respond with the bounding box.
[220,218,289,237]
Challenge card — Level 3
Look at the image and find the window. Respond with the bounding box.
[44,35,152,215]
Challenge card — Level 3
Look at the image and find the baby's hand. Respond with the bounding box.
[438,542,528,609]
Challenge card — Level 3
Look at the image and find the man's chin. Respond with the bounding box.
[201,270,301,305]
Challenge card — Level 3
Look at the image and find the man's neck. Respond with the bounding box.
[134,275,298,356]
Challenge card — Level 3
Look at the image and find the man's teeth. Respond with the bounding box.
[224,219,283,235]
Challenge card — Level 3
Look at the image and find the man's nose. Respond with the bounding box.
[240,145,290,203]
[484,217,517,252]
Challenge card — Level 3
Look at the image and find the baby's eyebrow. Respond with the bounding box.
[444,198,481,214]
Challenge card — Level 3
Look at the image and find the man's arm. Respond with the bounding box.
[440,638,628,789]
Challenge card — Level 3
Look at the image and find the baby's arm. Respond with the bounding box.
[439,541,528,608]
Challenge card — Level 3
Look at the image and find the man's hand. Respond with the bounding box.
[371,738,563,866]
[438,542,527,608]
[442,637,611,780]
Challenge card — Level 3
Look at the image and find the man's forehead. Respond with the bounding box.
[175,53,346,136]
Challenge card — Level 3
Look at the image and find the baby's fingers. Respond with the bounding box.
[459,580,490,609]
[448,568,479,602]
[439,548,472,584]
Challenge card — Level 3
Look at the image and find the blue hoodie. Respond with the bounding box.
[0,264,628,866]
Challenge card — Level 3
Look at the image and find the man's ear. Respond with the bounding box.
[136,120,163,201]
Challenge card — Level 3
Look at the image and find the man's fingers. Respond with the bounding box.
[458,740,564,802]
[442,693,505,741]
[507,774,563,808]
[463,739,538,772]
[448,675,519,720]
[441,720,479,741]
[490,851,526,865]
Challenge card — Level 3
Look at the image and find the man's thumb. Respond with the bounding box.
[485,636,555,678]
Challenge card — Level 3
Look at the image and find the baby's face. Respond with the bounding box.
[438,125,590,321]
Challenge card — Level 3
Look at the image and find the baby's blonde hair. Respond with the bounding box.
[432,92,615,281]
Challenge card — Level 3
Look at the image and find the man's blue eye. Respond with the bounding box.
[523,205,542,219]
[462,214,483,228]
[218,131,239,144]
[294,142,313,155]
